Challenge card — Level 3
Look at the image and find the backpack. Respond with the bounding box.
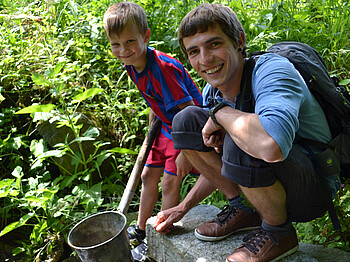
[240,42,350,230]
[245,42,350,178]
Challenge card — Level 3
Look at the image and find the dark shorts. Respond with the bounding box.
[172,106,332,222]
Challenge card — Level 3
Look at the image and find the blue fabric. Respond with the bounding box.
[252,53,332,159]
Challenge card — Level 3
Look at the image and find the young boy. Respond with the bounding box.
[103,1,202,258]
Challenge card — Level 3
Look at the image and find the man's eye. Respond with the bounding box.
[188,49,198,57]
[127,40,135,44]
[209,41,221,48]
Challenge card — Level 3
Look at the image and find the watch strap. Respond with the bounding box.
[209,102,231,126]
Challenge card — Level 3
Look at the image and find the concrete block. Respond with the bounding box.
[146,205,350,262]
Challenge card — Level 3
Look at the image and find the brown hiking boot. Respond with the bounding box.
[194,205,261,241]
[226,226,299,262]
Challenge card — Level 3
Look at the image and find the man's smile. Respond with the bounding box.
[204,64,223,74]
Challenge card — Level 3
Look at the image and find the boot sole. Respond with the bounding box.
[195,226,260,242]
[225,244,299,262]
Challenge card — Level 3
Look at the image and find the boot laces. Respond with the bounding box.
[242,228,280,255]
[214,205,237,225]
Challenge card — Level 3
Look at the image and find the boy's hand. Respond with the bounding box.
[154,206,185,234]
[202,118,226,153]
[176,152,193,178]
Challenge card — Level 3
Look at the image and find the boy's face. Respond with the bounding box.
[183,24,242,94]
[108,23,150,72]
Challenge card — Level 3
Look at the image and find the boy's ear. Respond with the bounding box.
[144,28,151,43]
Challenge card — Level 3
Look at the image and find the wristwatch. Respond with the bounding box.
[209,101,231,126]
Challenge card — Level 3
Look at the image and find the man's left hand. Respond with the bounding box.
[202,118,226,153]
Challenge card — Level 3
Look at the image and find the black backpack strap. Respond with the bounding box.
[240,56,258,113]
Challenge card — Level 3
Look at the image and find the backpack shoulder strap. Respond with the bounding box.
[240,56,259,113]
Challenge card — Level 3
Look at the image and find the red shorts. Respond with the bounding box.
[146,131,199,176]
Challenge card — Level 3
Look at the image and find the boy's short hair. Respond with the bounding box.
[103,2,148,39]
[178,3,247,59]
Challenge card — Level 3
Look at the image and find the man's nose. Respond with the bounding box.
[199,48,214,66]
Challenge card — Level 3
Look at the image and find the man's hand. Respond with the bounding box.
[202,118,226,153]
[176,152,193,178]
[153,205,186,234]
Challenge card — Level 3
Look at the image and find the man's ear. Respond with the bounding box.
[144,28,151,43]
[238,31,246,50]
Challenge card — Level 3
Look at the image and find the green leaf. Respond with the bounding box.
[83,126,100,138]
[38,149,65,158]
[15,104,56,114]
[32,112,55,122]
[48,62,65,78]
[32,73,50,86]
[24,196,41,203]
[12,247,26,256]
[0,179,15,198]
[30,139,46,157]
[72,88,104,103]
[0,213,34,237]
[109,147,137,154]
[339,79,350,86]
[12,166,23,178]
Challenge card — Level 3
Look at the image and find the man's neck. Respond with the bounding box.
[219,58,247,102]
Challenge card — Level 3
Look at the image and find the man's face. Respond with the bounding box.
[183,24,242,93]
[108,23,150,72]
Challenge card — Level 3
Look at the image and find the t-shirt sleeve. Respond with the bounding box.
[252,54,306,159]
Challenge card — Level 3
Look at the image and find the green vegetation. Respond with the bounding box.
[0,0,349,260]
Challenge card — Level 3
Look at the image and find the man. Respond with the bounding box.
[154,3,340,262]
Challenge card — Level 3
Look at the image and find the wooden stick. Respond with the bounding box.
[118,117,161,214]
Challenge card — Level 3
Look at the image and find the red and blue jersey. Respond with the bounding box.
[126,47,203,139]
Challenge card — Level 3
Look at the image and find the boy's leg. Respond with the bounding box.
[160,172,182,210]
[137,166,164,231]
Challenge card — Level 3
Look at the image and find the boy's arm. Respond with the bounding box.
[178,100,195,110]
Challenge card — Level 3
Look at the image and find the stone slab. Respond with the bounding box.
[146,205,350,262]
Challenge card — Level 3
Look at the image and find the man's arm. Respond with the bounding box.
[154,174,216,234]
[204,107,283,162]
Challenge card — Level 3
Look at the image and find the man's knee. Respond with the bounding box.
[221,134,276,188]
[172,106,213,152]
[172,106,208,133]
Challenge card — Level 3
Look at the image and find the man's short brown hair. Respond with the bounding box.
[178,3,247,59]
[103,2,148,39]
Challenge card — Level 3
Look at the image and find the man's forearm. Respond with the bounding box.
[214,106,283,162]
[179,175,217,213]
